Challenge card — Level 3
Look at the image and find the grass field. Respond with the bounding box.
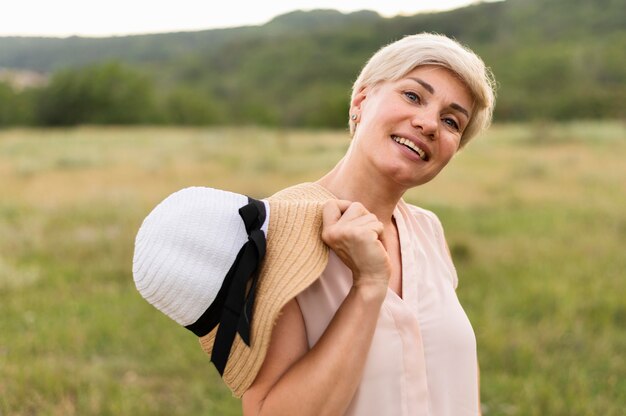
[0,122,625,415]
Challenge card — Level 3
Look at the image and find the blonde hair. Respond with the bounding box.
[350,33,496,148]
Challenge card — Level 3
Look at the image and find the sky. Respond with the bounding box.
[1,0,492,38]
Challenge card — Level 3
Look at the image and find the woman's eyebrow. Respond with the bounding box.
[408,77,434,94]
[408,77,470,119]
[450,103,470,119]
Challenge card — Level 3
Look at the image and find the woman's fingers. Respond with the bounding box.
[323,200,377,225]
[337,201,370,221]
[322,200,377,243]
[321,199,390,281]
[347,214,384,236]
[322,200,352,228]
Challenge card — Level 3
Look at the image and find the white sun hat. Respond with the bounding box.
[133,183,334,397]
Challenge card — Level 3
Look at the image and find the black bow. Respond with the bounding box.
[185,197,267,375]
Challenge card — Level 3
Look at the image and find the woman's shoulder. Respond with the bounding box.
[400,200,458,288]
[400,200,444,231]
[398,200,447,249]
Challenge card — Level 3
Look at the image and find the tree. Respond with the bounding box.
[164,87,224,125]
[0,82,35,126]
[36,61,159,125]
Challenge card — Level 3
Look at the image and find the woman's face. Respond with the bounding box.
[350,65,473,189]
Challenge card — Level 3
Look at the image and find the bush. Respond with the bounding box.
[0,82,36,126]
[36,62,160,125]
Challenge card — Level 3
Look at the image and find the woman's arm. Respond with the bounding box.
[242,201,390,416]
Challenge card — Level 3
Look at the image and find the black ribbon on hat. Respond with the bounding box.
[185,197,267,375]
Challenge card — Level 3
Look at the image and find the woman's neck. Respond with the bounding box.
[316,156,406,226]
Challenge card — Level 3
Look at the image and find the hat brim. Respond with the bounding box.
[199,183,335,397]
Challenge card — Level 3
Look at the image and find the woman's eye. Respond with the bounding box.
[443,118,460,131]
[404,91,420,103]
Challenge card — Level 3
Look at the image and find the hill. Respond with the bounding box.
[0,0,625,126]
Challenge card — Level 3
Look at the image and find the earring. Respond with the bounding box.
[351,114,357,120]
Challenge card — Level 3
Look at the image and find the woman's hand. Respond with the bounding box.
[321,200,391,293]
[243,200,391,416]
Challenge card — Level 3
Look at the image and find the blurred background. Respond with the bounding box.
[0,0,625,414]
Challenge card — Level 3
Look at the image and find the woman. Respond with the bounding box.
[242,33,496,415]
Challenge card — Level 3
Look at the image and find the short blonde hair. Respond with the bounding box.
[350,33,496,148]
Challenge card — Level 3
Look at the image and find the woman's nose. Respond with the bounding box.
[411,110,438,140]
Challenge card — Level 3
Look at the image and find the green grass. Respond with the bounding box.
[1,122,625,415]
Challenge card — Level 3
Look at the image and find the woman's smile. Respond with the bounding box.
[391,135,429,161]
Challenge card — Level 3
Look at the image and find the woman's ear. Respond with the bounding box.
[349,86,368,117]
[349,85,370,135]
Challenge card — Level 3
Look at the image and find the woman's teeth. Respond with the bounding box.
[392,136,427,160]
